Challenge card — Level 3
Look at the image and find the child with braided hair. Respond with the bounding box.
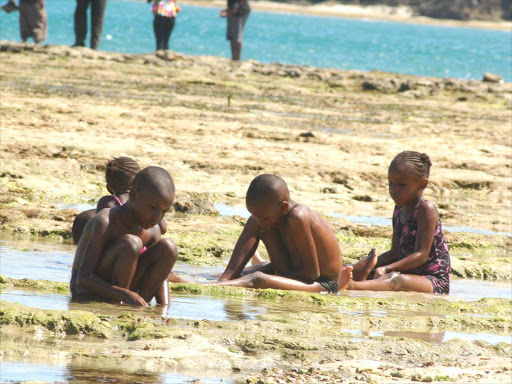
[345,151,451,294]
[96,157,142,212]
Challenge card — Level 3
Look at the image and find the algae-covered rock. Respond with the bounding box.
[0,301,111,338]
[0,275,68,292]
[173,193,219,215]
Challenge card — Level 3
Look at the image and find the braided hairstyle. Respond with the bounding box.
[390,151,432,179]
[105,157,141,194]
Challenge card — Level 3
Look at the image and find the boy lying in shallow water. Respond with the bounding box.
[208,174,351,293]
[70,166,178,306]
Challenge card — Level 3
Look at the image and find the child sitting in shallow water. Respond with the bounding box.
[72,157,167,244]
[71,166,178,306]
[346,151,451,294]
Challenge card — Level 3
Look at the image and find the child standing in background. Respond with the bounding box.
[1,0,47,43]
[149,0,180,51]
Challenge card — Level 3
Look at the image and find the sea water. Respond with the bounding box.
[0,0,510,81]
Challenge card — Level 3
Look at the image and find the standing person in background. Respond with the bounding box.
[73,0,107,50]
[3,0,48,43]
[149,0,180,51]
[220,0,250,61]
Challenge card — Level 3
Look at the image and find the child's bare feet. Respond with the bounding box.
[338,265,353,290]
[168,272,190,283]
[352,248,378,281]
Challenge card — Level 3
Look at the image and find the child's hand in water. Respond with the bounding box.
[374,266,388,279]
[220,9,228,17]
[120,290,148,307]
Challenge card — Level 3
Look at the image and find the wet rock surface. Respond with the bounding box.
[0,284,511,383]
[173,193,219,215]
[0,41,510,280]
[0,35,511,383]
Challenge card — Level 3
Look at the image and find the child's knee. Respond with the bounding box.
[250,271,269,289]
[159,238,178,262]
[120,234,143,256]
[388,272,404,290]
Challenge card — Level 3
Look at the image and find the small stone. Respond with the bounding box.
[299,131,315,138]
[321,187,337,194]
[353,195,373,202]
[482,73,502,83]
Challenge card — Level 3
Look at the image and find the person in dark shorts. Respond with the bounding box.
[207,174,349,293]
[149,0,181,51]
[220,0,250,61]
[73,0,107,50]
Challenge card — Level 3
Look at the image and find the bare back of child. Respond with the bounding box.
[213,174,345,293]
[70,166,178,306]
[345,151,451,294]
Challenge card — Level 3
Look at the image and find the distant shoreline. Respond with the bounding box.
[179,0,512,31]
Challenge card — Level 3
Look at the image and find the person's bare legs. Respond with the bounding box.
[346,272,434,293]
[338,266,353,290]
[130,238,178,303]
[212,271,328,293]
[352,248,378,281]
[96,234,143,289]
[240,261,273,276]
[168,272,190,283]
[251,250,265,265]
[230,40,242,61]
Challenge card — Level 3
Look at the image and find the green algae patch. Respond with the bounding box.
[0,301,178,341]
[0,275,68,293]
[256,309,510,334]
[117,315,175,341]
[0,301,111,338]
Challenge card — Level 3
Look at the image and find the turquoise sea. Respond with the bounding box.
[0,0,511,81]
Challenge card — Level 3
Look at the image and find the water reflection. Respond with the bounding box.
[328,212,512,237]
[384,330,445,343]
[0,288,268,322]
[57,203,95,211]
[0,361,230,383]
[346,329,510,345]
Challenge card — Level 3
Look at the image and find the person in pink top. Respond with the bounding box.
[149,0,181,51]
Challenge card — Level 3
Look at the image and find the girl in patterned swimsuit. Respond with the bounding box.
[345,151,451,294]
